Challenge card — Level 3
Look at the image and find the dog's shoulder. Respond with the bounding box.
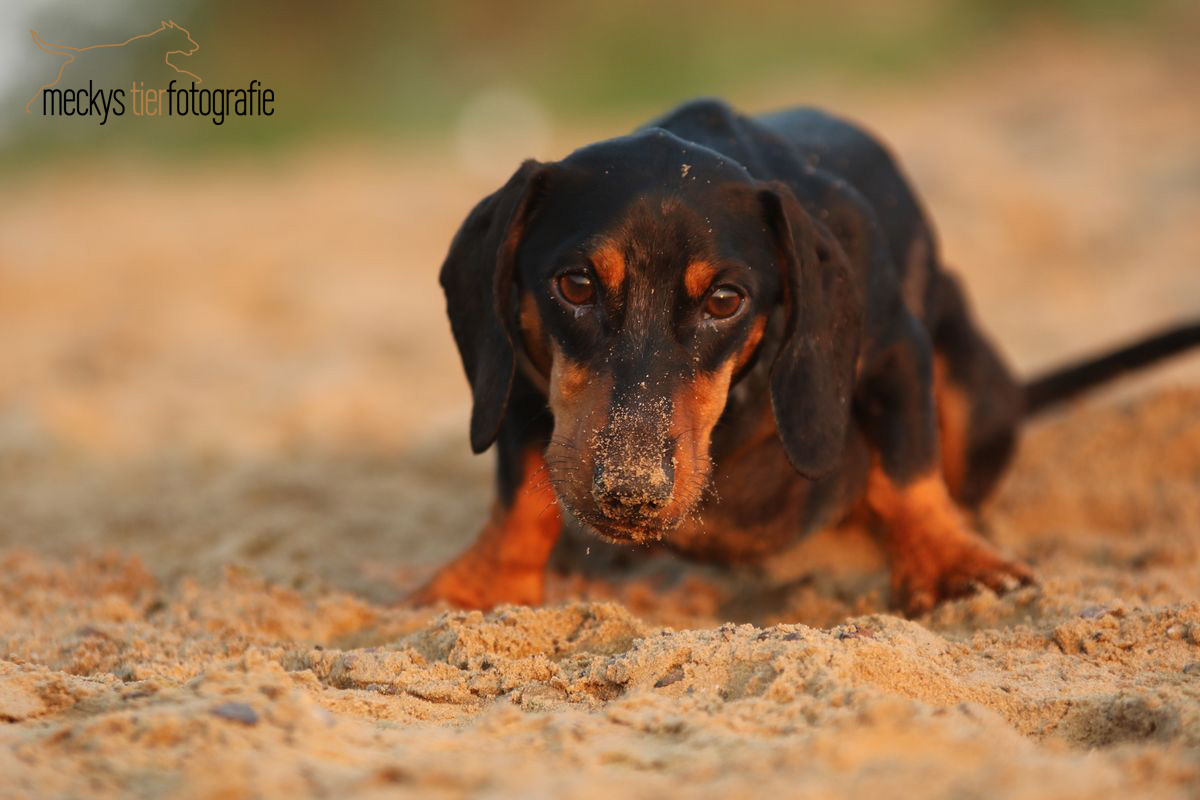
[753,107,937,290]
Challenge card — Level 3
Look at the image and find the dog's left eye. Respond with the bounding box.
[703,285,744,320]
[556,271,596,306]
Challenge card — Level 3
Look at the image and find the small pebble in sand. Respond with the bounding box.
[210,702,259,726]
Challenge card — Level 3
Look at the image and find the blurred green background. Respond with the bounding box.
[3,0,1195,166]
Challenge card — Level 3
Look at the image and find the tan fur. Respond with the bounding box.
[544,344,614,516]
[733,315,767,374]
[683,261,717,299]
[591,243,626,295]
[547,344,603,416]
[410,450,561,609]
[866,466,1032,615]
[933,356,970,499]
[518,291,552,377]
[667,360,736,517]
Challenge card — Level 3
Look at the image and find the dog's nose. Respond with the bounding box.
[591,455,675,517]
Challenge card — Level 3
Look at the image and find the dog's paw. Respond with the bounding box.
[890,531,1034,617]
[406,559,545,611]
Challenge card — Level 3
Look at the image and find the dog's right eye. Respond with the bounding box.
[556,271,596,306]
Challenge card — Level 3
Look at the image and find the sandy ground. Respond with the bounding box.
[1,33,1199,798]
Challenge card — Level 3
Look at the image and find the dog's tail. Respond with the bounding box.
[1022,320,1200,416]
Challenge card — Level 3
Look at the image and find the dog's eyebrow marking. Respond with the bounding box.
[591,243,626,295]
[684,261,717,299]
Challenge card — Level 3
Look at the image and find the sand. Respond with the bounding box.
[1,33,1199,799]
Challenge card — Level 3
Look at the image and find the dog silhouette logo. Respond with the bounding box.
[27,20,201,113]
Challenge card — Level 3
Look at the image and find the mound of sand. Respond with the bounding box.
[2,389,1199,799]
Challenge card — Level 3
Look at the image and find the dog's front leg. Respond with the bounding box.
[409,449,561,609]
[866,466,1033,616]
[858,310,1032,616]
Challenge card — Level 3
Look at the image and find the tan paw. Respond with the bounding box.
[406,560,545,611]
[891,532,1034,616]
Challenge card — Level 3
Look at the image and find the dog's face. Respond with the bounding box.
[441,129,862,545]
[514,141,778,542]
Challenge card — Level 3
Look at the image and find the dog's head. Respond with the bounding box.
[440,129,861,543]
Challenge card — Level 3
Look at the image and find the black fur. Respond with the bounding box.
[758,183,862,479]
[1024,321,1200,415]
[438,98,1200,556]
[439,160,548,453]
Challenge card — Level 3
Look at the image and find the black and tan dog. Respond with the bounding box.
[414,99,1200,615]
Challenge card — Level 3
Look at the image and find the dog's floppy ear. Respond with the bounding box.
[758,182,863,479]
[440,159,549,453]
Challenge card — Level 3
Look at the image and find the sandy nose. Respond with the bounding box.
[591,454,675,515]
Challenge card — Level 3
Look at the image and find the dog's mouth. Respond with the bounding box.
[566,508,677,546]
[551,480,701,547]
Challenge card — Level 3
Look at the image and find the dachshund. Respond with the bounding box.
[414,98,1200,616]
